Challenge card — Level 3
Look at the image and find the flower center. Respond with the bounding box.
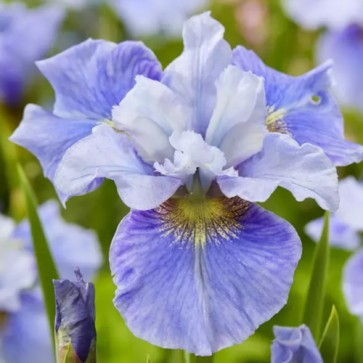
[156,196,249,247]
[266,108,289,133]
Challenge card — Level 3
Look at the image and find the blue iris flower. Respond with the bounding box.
[10,39,163,203]
[11,11,344,355]
[271,325,323,363]
[0,2,64,106]
[0,200,102,363]
[108,0,209,37]
[305,177,363,321]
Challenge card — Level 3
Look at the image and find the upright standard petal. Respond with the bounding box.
[205,66,267,167]
[12,200,102,281]
[233,46,363,166]
[271,325,323,363]
[0,291,53,363]
[316,25,363,112]
[54,125,182,210]
[10,104,97,181]
[112,76,191,163]
[343,250,363,320]
[218,134,339,211]
[37,39,162,119]
[110,196,301,355]
[163,12,232,135]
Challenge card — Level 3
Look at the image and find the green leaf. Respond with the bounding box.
[319,306,339,363]
[183,352,190,363]
[146,355,151,363]
[303,212,330,341]
[17,165,60,351]
[195,356,213,363]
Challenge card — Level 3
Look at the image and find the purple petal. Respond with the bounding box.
[110,198,301,355]
[271,324,323,363]
[233,46,363,166]
[163,12,232,135]
[218,133,339,211]
[343,249,363,319]
[54,125,182,210]
[37,39,162,119]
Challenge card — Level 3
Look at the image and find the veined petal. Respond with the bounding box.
[163,12,232,135]
[37,39,162,119]
[54,125,182,210]
[233,46,363,166]
[305,215,360,250]
[110,197,301,355]
[343,249,363,319]
[1,291,52,363]
[10,104,96,182]
[271,325,323,363]
[218,133,339,211]
[205,66,267,167]
[112,76,191,163]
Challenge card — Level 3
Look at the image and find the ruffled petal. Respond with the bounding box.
[305,215,360,250]
[205,66,267,167]
[233,46,363,166]
[1,291,52,363]
[271,324,323,363]
[112,76,191,163]
[37,39,162,119]
[343,250,363,319]
[10,104,96,182]
[54,125,182,210]
[218,133,339,211]
[110,197,301,355]
[163,12,232,135]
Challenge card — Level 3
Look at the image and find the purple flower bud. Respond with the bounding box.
[53,270,96,363]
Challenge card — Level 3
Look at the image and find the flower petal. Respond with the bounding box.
[271,324,323,363]
[1,291,52,363]
[218,133,339,211]
[37,39,162,119]
[305,215,360,250]
[163,12,232,135]
[233,46,363,166]
[10,104,96,182]
[110,197,301,355]
[112,76,191,163]
[54,125,182,210]
[343,249,363,319]
[205,66,267,167]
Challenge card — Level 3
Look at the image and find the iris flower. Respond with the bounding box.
[0,201,102,363]
[305,177,363,321]
[0,2,64,105]
[11,12,345,355]
[271,325,323,363]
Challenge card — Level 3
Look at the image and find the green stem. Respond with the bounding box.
[195,356,213,363]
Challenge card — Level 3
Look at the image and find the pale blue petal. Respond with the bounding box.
[110,199,301,355]
[54,125,182,210]
[10,104,96,182]
[0,291,52,363]
[343,250,363,319]
[233,46,363,166]
[163,12,232,135]
[37,39,162,119]
[305,215,360,250]
[317,25,363,112]
[218,133,339,211]
[205,66,267,167]
[112,76,191,163]
[12,200,102,281]
[271,324,323,363]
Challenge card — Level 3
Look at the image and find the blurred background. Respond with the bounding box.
[1,0,363,362]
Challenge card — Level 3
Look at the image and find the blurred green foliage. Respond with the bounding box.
[2,0,363,362]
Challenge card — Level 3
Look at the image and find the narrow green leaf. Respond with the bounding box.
[146,355,151,363]
[303,212,330,341]
[319,306,339,363]
[355,321,363,363]
[183,351,191,363]
[17,165,60,350]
